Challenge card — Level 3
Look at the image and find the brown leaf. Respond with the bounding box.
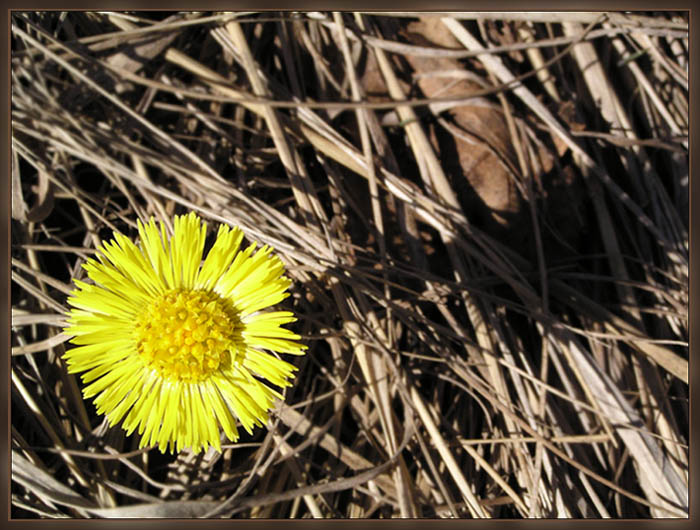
[12,160,55,224]
[400,19,526,240]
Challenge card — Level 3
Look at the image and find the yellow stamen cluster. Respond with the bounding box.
[134,289,239,383]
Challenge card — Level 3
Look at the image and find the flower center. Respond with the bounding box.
[134,289,239,383]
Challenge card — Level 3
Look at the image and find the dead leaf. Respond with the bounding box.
[12,156,55,224]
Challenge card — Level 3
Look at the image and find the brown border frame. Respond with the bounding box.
[3,2,695,527]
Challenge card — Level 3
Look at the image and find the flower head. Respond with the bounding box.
[63,212,306,454]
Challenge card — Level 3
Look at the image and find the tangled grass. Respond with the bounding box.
[11,11,688,518]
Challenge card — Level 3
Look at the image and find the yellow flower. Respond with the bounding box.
[63,212,306,454]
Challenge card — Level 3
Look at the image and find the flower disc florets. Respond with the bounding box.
[134,289,240,383]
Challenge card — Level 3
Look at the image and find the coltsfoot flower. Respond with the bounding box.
[63,212,306,454]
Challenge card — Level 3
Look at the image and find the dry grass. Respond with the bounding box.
[10,11,688,518]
